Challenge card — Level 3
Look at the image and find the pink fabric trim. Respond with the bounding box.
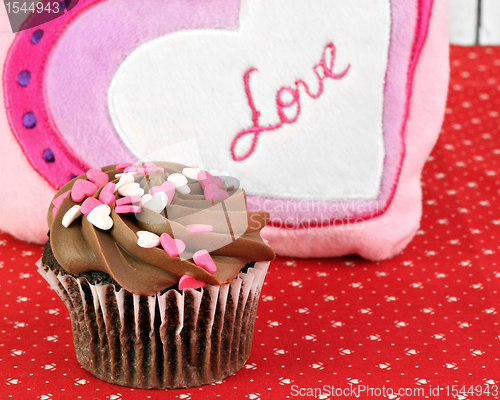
[4,0,240,189]
[2,1,103,189]
[0,9,56,244]
[383,0,435,216]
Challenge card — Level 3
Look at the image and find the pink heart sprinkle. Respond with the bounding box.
[137,167,165,175]
[124,165,139,173]
[204,184,229,200]
[142,162,165,174]
[197,170,224,189]
[186,224,213,233]
[52,190,70,207]
[116,196,142,206]
[160,233,186,257]
[71,179,98,202]
[86,168,109,188]
[115,162,134,170]
[178,275,205,291]
[81,197,104,215]
[149,181,175,204]
[98,182,116,206]
[52,207,58,219]
[115,205,142,214]
[193,250,217,273]
[143,161,157,169]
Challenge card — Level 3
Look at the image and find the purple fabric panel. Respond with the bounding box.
[370,0,419,214]
[46,0,240,167]
[246,0,427,224]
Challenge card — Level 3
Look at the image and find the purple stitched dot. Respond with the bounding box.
[22,111,37,129]
[70,174,78,180]
[60,0,71,10]
[17,70,31,87]
[43,149,55,163]
[30,29,44,44]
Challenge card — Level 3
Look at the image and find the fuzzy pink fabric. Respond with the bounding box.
[0,7,55,243]
[0,0,449,261]
[261,0,450,260]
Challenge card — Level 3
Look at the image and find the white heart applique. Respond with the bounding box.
[109,0,391,201]
[87,204,113,230]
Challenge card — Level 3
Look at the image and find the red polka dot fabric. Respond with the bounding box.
[2,46,500,399]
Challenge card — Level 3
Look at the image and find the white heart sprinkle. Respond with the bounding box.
[136,231,161,248]
[167,173,188,187]
[142,192,168,214]
[222,175,240,189]
[118,182,144,197]
[176,185,191,194]
[141,194,152,205]
[87,204,113,230]
[114,173,136,192]
[62,205,82,228]
[209,169,238,188]
[209,169,229,176]
[182,167,206,180]
[115,172,139,179]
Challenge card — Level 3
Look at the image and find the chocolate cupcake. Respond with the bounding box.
[38,162,275,389]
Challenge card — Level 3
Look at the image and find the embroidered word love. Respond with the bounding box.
[230,42,350,162]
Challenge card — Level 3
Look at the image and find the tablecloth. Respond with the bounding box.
[1,45,500,399]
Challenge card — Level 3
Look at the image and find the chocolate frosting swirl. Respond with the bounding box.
[47,162,275,295]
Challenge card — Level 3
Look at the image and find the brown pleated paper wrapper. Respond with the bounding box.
[37,260,269,389]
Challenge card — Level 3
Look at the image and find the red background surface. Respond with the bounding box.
[2,46,500,399]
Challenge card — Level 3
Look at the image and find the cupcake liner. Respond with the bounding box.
[36,259,269,389]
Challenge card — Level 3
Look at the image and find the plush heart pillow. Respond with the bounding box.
[0,0,449,260]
